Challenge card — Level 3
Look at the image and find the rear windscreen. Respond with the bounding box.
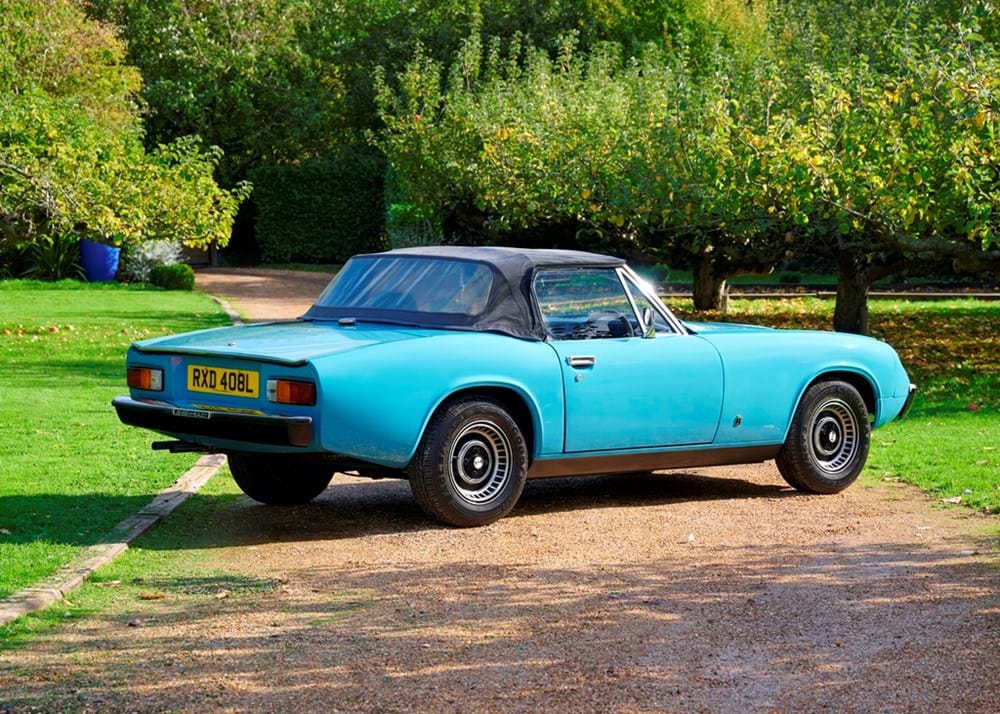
[314,256,494,316]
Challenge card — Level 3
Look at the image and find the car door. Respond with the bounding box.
[534,267,724,452]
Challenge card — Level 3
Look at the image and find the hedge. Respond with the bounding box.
[250,150,388,263]
[149,263,195,290]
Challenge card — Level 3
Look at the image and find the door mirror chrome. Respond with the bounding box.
[641,307,656,338]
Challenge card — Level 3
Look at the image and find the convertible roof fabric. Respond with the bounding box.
[303,246,624,341]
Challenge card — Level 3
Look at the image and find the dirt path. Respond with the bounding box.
[195,267,336,321]
[1,268,997,712]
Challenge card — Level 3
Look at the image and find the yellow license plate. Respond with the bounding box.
[187,365,259,398]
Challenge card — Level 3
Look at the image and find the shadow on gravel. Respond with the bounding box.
[0,471,795,549]
[141,470,797,549]
[2,540,997,711]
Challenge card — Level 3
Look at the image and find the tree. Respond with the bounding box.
[0,0,248,254]
[768,1,999,333]
[374,14,783,308]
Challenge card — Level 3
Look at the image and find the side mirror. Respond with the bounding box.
[641,307,656,338]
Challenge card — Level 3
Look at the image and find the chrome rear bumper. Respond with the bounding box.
[112,396,312,447]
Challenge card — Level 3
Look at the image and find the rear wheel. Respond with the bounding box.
[776,380,871,494]
[229,454,334,505]
[408,397,528,527]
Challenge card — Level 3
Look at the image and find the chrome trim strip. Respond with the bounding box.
[897,383,917,420]
[620,265,689,335]
[527,444,781,478]
[615,267,644,337]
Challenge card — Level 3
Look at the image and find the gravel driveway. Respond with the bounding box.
[1,268,996,712]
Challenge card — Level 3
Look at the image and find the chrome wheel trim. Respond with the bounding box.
[809,398,858,474]
[449,420,512,505]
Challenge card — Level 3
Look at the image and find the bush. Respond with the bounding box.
[149,263,195,291]
[0,2,248,253]
[20,235,84,280]
[250,150,388,263]
[119,240,184,283]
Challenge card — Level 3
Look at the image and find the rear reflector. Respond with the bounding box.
[127,367,163,391]
[266,379,316,406]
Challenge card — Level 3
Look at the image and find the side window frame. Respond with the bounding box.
[532,267,641,341]
[617,268,674,335]
[617,266,688,336]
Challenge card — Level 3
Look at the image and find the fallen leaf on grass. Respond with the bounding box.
[139,591,168,601]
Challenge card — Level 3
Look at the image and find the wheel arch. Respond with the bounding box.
[789,369,879,435]
[418,384,541,464]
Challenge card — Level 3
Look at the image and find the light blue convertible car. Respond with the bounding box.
[114,247,916,526]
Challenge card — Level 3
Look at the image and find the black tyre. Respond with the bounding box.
[229,454,334,505]
[776,380,871,494]
[408,397,529,527]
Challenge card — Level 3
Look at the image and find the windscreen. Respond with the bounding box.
[314,256,494,316]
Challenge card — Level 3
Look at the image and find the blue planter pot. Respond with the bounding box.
[79,238,120,282]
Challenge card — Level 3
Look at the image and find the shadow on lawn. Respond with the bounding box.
[1,539,998,711]
[0,471,794,549]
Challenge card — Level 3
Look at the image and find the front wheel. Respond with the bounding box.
[776,380,871,494]
[408,397,528,527]
[228,454,334,505]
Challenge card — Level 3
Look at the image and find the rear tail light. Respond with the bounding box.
[266,379,316,406]
[127,367,163,391]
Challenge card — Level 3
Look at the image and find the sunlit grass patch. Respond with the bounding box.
[0,280,229,598]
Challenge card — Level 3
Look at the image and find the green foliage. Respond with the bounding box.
[767,1,999,254]
[375,0,998,328]
[88,0,349,185]
[374,15,780,256]
[0,0,248,257]
[87,0,769,186]
[19,235,84,280]
[250,152,388,263]
[149,263,195,291]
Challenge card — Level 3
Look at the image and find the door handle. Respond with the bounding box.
[566,355,597,368]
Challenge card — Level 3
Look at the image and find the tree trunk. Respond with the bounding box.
[834,254,870,335]
[692,253,729,312]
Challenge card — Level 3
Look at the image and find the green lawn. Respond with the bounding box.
[668,297,1000,512]
[0,468,247,651]
[0,281,228,598]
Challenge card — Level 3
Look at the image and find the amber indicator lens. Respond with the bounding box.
[266,379,316,406]
[127,367,163,391]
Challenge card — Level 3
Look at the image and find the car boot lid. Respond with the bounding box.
[132,319,429,365]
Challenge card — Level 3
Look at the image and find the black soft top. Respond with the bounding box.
[303,246,625,341]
